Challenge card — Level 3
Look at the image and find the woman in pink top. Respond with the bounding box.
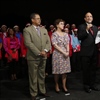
[3,28,20,80]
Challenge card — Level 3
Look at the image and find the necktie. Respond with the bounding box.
[36,27,41,36]
[90,28,94,35]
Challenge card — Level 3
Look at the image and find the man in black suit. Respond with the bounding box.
[77,12,99,93]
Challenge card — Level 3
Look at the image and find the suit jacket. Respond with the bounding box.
[77,23,98,56]
[23,25,51,60]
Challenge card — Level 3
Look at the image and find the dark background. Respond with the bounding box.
[0,0,100,30]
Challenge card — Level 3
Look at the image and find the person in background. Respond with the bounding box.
[0,37,2,67]
[0,25,8,67]
[45,25,55,76]
[71,28,81,72]
[95,26,100,68]
[25,23,31,28]
[96,41,100,68]
[13,25,23,77]
[20,34,28,78]
[3,28,20,80]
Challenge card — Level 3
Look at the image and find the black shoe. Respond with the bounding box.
[31,96,39,100]
[84,88,92,93]
[90,87,100,91]
[31,96,36,100]
[62,89,70,95]
[39,93,51,97]
[55,90,60,94]
[64,91,70,96]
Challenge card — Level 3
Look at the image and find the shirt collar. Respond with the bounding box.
[32,25,39,29]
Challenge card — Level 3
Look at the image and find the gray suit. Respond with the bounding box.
[23,25,51,96]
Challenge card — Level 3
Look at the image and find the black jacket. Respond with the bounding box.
[77,23,98,56]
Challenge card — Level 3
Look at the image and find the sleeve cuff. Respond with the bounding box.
[44,49,48,52]
[86,30,89,34]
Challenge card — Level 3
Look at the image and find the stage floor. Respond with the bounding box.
[0,70,100,100]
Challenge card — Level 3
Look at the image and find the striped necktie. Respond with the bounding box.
[36,27,41,36]
[90,28,94,35]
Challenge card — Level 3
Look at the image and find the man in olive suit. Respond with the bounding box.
[23,13,51,100]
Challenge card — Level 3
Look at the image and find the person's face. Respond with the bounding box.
[32,14,41,26]
[50,26,54,30]
[71,24,76,29]
[9,29,14,35]
[57,21,64,30]
[84,12,93,24]
[65,24,70,28]
[64,28,69,33]
[14,27,19,32]
[74,31,77,35]
[1,26,7,32]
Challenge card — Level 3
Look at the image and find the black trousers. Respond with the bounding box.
[9,59,17,75]
[81,54,97,88]
[21,57,28,78]
[71,51,81,72]
[1,48,7,67]
[45,54,52,75]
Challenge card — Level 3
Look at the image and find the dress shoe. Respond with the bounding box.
[39,93,51,97]
[84,88,92,93]
[31,96,36,100]
[55,90,60,93]
[62,89,70,95]
[90,87,100,91]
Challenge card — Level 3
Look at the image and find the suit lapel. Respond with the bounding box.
[30,25,41,38]
[40,27,44,41]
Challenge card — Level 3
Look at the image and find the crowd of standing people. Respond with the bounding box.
[0,12,100,100]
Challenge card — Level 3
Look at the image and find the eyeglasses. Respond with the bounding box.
[34,18,41,20]
[60,22,64,25]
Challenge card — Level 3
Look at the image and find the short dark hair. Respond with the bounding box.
[30,13,39,19]
[54,19,65,28]
[84,12,93,18]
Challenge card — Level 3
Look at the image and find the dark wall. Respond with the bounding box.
[0,0,100,30]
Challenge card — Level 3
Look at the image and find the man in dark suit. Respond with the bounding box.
[77,12,99,93]
[23,13,51,100]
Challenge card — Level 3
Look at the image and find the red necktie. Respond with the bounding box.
[90,28,94,35]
